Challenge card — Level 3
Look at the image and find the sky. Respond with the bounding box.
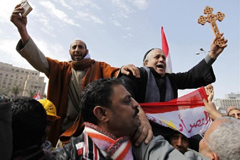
[0,0,239,99]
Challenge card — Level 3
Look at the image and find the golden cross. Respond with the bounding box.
[198,6,225,47]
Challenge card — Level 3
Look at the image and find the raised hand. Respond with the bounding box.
[10,4,30,44]
[209,33,228,59]
[120,64,140,78]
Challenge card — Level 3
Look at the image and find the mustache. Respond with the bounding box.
[133,107,139,118]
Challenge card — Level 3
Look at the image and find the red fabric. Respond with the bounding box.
[161,26,169,58]
[140,87,208,114]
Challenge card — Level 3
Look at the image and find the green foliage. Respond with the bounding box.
[10,86,22,97]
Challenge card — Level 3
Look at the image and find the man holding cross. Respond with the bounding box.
[119,34,227,147]
[119,7,227,141]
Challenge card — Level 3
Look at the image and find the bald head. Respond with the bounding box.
[70,40,87,49]
[69,40,88,61]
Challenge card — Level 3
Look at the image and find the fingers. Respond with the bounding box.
[131,127,142,146]
[14,4,24,13]
[218,33,228,48]
[132,122,152,146]
[203,99,207,105]
[220,33,228,47]
[223,38,228,48]
[144,128,153,144]
[14,4,22,9]
[11,11,23,21]
[121,64,140,78]
[135,125,148,146]
[213,33,228,46]
[213,36,218,43]
[120,67,130,76]
[11,5,24,21]
[129,64,140,78]
[131,107,152,146]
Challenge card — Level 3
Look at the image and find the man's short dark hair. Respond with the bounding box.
[80,78,123,124]
[11,97,47,152]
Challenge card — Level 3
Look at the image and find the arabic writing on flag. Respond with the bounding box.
[140,87,212,138]
[161,26,172,73]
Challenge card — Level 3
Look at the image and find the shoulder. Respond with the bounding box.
[54,136,84,160]
[184,148,209,160]
[47,58,70,67]
[138,67,148,76]
[43,149,56,160]
[96,61,112,67]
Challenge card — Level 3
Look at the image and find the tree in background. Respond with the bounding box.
[26,90,36,98]
[0,87,10,97]
[10,86,22,97]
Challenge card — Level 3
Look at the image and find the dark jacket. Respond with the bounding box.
[119,58,215,103]
[119,58,215,151]
[12,145,56,160]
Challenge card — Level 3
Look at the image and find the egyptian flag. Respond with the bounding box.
[140,87,212,138]
[161,26,172,73]
[33,90,41,100]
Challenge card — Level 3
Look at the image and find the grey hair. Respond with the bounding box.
[208,117,240,160]
[143,48,164,66]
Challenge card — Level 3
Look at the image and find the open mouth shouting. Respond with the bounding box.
[156,64,165,69]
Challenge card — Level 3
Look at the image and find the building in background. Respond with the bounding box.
[214,93,240,114]
[0,62,46,97]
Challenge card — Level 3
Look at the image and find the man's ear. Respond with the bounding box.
[206,152,218,160]
[200,150,216,160]
[212,152,219,160]
[93,106,108,122]
[144,60,148,66]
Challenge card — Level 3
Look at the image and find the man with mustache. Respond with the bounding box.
[56,78,142,159]
[119,36,227,150]
[10,4,152,147]
[55,78,208,160]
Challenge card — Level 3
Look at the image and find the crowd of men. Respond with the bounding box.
[1,3,239,160]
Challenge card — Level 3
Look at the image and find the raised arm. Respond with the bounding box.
[10,4,49,74]
[10,4,30,45]
[203,99,223,120]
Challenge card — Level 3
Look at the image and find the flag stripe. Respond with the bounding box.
[140,87,211,138]
[141,103,204,114]
[161,26,172,73]
[141,87,207,113]
[161,26,169,57]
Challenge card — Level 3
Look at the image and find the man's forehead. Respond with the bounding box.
[229,109,240,114]
[111,85,130,99]
[149,49,165,56]
[70,40,85,46]
[172,132,187,138]
[206,84,213,89]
